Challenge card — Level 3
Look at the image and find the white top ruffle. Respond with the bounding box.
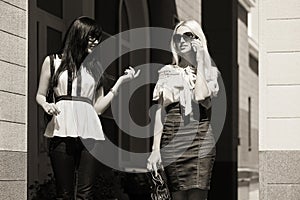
[44,57,105,140]
[153,65,219,115]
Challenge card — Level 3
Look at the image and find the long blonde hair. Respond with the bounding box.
[171,20,219,92]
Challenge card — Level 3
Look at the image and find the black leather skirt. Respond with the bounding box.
[160,102,216,192]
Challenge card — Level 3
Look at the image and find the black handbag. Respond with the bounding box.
[147,167,171,200]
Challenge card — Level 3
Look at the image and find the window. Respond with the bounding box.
[47,26,62,54]
[37,0,63,18]
[249,54,258,75]
[238,3,248,26]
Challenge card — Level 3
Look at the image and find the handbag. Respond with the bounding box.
[147,167,171,200]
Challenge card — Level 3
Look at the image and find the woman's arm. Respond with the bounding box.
[147,99,163,176]
[196,67,221,109]
[194,57,211,100]
[191,41,211,101]
[36,56,60,115]
[93,77,123,115]
[94,67,140,115]
[152,105,164,151]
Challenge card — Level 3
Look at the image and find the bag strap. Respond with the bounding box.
[49,54,55,77]
[67,69,72,96]
[47,54,55,102]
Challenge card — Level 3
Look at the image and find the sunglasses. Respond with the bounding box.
[88,34,102,43]
[173,32,199,43]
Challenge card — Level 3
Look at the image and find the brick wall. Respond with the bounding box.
[0,0,27,199]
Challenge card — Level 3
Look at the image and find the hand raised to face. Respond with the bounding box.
[190,40,205,62]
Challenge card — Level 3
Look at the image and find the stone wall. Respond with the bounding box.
[0,0,28,199]
[259,0,300,199]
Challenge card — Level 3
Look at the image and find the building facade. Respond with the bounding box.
[0,0,201,199]
[0,0,256,199]
[259,0,300,199]
[237,0,259,200]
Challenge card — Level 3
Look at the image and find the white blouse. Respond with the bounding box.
[153,64,219,115]
[44,56,105,140]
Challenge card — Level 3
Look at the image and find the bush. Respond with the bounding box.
[28,172,126,200]
[28,174,56,200]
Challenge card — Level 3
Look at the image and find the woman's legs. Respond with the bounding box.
[187,188,208,200]
[171,188,208,200]
[49,138,77,200]
[76,146,97,199]
[49,137,97,200]
[75,139,97,200]
[171,190,187,200]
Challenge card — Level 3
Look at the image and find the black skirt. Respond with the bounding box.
[160,102,216,192]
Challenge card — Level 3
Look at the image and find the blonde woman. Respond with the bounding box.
[147,20,219,200]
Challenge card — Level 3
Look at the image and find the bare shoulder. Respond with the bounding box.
[40,55,52,76]
[43,55,51,65]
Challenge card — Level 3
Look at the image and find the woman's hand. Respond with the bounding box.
[147,150,162,177]
[191,40,206,77]
[120,66,140,83]
[191,40,205,63]
[95,66,140,113]
[42,102,60,116]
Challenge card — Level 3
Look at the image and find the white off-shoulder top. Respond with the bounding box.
[44,56,105,140]
[153,64,219,115]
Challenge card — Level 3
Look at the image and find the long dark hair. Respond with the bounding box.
[52,16,102,87]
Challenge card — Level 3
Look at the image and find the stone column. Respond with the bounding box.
[259,0,300,199]
[0,0,28,199]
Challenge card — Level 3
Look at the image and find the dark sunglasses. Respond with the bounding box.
[88,35,101,43]
[173,32,199,43]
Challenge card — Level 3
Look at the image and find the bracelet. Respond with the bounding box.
[110,88,118,96]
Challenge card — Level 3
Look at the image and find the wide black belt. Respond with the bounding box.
[55,95,93,105]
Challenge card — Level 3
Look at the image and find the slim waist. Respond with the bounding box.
[55,95,93,105]
[165,102,210,122]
